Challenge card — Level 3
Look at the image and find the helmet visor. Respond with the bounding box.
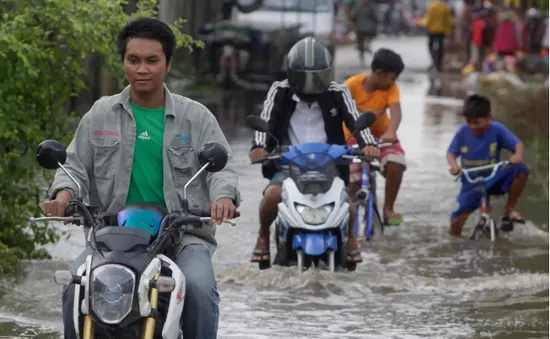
[117,208,164,237]
[288,68,332,95]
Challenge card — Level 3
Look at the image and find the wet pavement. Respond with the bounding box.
[0,37,548,338]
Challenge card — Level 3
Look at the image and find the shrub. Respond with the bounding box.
[481,83,549,196]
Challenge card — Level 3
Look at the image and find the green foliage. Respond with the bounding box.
[533,0,549,10]
[481,82,549,197]
[0,0,198,274]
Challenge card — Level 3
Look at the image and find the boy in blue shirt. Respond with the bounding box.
[446,94,529,236]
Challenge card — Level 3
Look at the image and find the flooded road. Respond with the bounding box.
[1,38,548,338]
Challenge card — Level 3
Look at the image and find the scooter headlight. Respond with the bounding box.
[91,264,135,325]
[295,203,333,225]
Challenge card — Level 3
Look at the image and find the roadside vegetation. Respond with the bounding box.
[0,0,198,275]
[481,82,549,198]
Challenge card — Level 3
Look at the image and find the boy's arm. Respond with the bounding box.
[447,152,460,169]
[383,85,402,140]
[447,126,463,169]
[495,122,523,161]
[512,142,525,163]
[333,81,376,148]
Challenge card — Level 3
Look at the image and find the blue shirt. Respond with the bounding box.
[447,121,520,169]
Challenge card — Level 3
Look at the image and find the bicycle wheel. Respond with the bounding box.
[357,204,367,238]
[369,170,378,208]
[370,201,384,240]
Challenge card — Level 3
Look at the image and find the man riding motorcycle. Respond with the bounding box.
[41,18,240,339]
[249,37,380,266]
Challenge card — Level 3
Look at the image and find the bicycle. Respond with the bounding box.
[347,144,386,241]
[458,160,510,242]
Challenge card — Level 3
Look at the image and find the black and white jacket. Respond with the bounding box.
[251,79,376,183]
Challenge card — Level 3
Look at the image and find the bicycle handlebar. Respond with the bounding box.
[459,161,510,184]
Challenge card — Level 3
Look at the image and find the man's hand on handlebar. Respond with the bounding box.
[362,145,380,157]
[41,190,72,217]
[249,148,268,162]
[210,197,237,225]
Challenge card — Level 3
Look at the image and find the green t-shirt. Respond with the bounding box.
[126,101,166,208]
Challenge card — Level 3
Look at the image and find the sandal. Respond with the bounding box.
[250,236,270,263]
[384,212,404,226]
[347,237,363,263]
[500,215,525,233]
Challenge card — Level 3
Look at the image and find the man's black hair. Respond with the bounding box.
[462,94,491,119]
[371,48,405,75]
[118,18,176,63]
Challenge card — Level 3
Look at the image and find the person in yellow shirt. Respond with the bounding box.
[344,48,406,226]
[424,0,453,72]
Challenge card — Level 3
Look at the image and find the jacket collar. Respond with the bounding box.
[113,83,176,117]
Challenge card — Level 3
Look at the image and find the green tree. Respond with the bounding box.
[533,0,549,10]
[0,0,199,274]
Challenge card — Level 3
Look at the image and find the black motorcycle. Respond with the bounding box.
[29,139,239,339]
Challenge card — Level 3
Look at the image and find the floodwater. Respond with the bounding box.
[1,39,548,339]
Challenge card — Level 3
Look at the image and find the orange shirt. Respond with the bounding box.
[343,73,400,140]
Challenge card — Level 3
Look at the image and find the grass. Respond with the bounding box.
[481,83,549,197]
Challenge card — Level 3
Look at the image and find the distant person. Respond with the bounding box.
[351,0,379,67]
[456,0,475,65]
[423,0,453,72]
[447,94,528,237]
[343,49,406,227]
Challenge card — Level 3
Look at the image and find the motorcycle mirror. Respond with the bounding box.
[235,0,264,13]
[36,140,67,170]
[198,142,228,173]
[246,115,269,133]
[353,112,376,131]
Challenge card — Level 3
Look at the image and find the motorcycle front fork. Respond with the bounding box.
[142,272,161,339]
[81,272,161,339]
[83,315,94,339]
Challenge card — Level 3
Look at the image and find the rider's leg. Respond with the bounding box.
[380,143,406,225]
[449,211,474,236]
[487,163,529,230]
[449,182,481,236]
[176,244,219,339]
[62,247,93,339]
[347,196,363,263]
[346,162,361,197]
[504,173,527,217]
[251,171,287,262]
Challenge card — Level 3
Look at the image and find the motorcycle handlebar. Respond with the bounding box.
[29,216,84,224]
[171,208,240,228]
[250,155,281,164]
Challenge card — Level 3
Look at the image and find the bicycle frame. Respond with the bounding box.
[461,161,509,242]
[354,159,381,240]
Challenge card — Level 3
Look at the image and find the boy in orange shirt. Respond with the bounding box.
[344,48,406,226]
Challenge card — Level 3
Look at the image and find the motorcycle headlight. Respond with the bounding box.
[295,203,334,225]
[91,264,135,325]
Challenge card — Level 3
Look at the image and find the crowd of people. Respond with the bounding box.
[337,0,549,75]
[420,0,549,74]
